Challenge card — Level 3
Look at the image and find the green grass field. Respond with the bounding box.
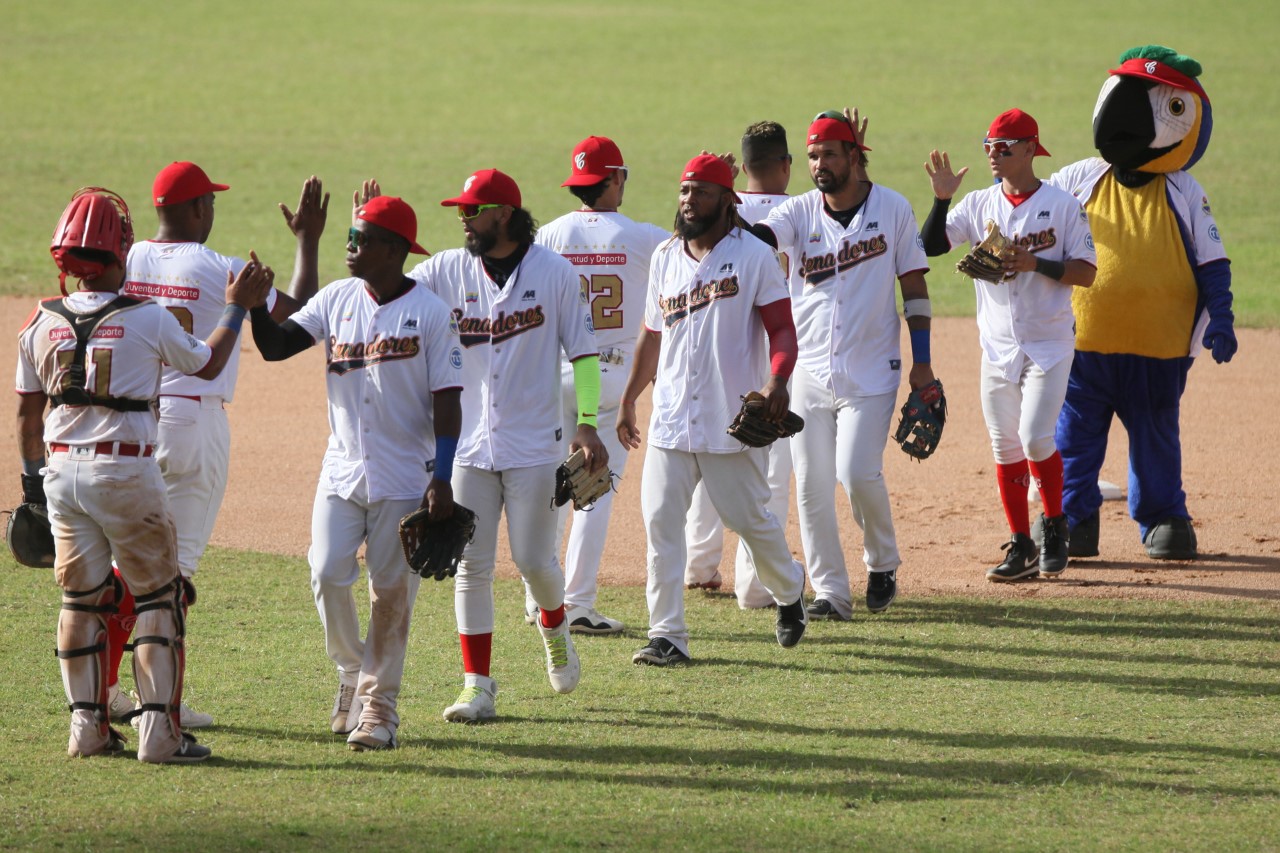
[3,2,1278,849]
[2,549,1277,852]
[3,0,1279,322]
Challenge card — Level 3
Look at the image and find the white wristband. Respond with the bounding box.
[903,298,932,319]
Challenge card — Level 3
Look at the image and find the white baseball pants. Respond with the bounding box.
[791,366,900,619]
[682,437,792,609]
[555,358,631,609]
[155,396,230,578]
[455,462,564,634]
[641,446,804,657]
[309,484,422,729]
[979,354,1072,464]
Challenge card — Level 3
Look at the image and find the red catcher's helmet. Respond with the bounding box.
[50,187,134,295]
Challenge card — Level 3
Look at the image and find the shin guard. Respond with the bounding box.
[57,573,124,756]
[129,577,186,762]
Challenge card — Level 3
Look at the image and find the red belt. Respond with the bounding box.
[160,395,202,402]
[49,442,154,457]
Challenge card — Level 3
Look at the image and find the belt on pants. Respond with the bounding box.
[48,442,155,458]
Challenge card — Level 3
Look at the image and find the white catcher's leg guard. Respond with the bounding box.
[130,577,187,763]
[58,573,125,757]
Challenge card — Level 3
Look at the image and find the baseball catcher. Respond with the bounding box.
[893,379,947,460]
[727,391,805,448]
[552,448,615,512]
[956,220,1015,283]
[399,502,477,581]
[5,474,55,568]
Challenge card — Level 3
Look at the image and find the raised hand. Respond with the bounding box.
[225,250,275,308]
[843,106,869,151]
[352,179,382,217]
[280,176,329,241]
[925,150,969,200]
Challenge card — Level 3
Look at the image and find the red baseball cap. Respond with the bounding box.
[440,169,522,208]
[679,154,741,202]
[807,116,858,147]
[987,109,1051,157]
[562,136,625,187]
[356,196,429,255]
[152,161,230,207]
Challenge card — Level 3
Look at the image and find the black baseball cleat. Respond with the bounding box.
[805,598,851,622]
[866,569,897,613]
[1068,511,1100,558]
[1038,513,1070,577]
[1143,517,1198,561]
[987,533,1040,582]
[775,598,808,648]
[632,638,690,666]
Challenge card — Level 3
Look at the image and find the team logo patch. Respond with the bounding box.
[463,175,476,192]
[465,291,478,303]
[585,313,595,333]
[1037,210,1051,220]
[522,289,536,301]
[866,221,878,230]
[450,347,463,369]
[915,234,925,249]
[808,232,821,243]
[1201,196,1212,215]
[1209,225,1221,243]
[1086,234,1095,250]
[718,262,734,273]
[342,311,353,322]
[448,314,459,334]
[404,318,418,329]
[555,428,563,441]
[574,152,587,170]
[1145,60,1158,74]
[1079,209,1088,223]
[889,359,901,371]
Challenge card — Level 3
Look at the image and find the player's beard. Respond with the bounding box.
[464,223,499,257]
[675,206,725,241]
[812,166,849,194]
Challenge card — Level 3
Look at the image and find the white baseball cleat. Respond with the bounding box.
[565,604,625,635]
[538,619,581,693]
[329,683,360,734]
[107,683,135,722]
[443,674,497,724]
[347,721,397,751]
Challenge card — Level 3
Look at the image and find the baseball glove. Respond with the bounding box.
[552,448,615,512]
[398,502,477,581]
[956,220,1015,283]
[893,379,947,461]
[5,474,54,568]
[727,391,805,448]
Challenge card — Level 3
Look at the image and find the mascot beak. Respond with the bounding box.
[1093,75,1163,169]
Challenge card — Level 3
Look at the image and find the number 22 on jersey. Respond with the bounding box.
[579,274,624,331]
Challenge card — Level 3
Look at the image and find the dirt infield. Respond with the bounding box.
[4,294,1275,603]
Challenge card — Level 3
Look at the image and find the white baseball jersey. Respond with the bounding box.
[738,192,796,286]
[535,211,668,356]
[409,244,596,470]
[16,292,212,445]
[644,229,789,454]
[762,185,928,398]
[289,278,463,502]
[124,241,277,402]
[946,182,1096,380]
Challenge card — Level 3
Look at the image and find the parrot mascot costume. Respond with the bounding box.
[1046,45,1235,561]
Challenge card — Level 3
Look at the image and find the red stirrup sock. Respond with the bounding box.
[459,633,492,678]
[539,605,566,630]
[1029,451,1064,519]
[996,460,1032,536]
[106,568,136,686]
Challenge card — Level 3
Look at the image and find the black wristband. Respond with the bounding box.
[1034,256,1067,281]
[21,473,46,505]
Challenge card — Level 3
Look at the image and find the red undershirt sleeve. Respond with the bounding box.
[758,298,797,380]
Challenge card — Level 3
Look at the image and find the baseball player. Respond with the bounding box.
[102,163,329,729]
[617,153,808,665]
[248,193,463,751]
[18,187,271,761]
[407,169,607,723]
[684,121,795,610]
[528,136,670,635]
[745,110,936,620]
[922,109,1096,581]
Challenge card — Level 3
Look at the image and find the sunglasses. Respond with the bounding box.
[983,138,1031,157]
[346,226,390,248]
[457,203,504,221]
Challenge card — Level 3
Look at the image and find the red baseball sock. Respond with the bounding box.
[106,568,136,688]
[1029,451,1064,518]
[996,460,1032,536]
[459,633,492,678]
[539,604,565,629]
